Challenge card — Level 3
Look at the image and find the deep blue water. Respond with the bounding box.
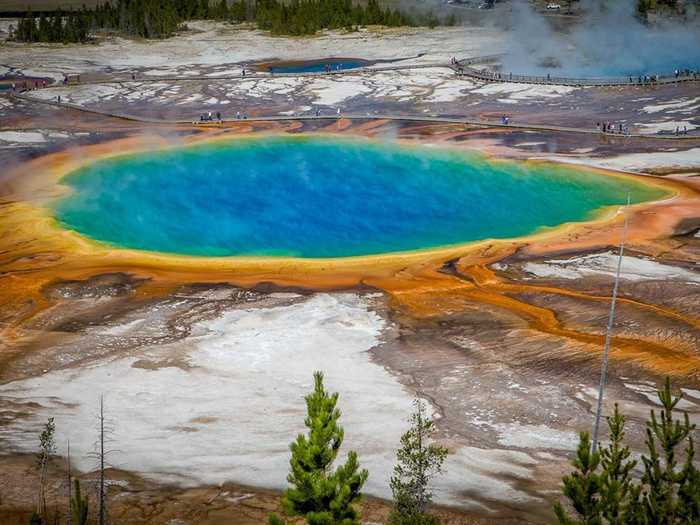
[268,59,367,74]
[53,136,666,258]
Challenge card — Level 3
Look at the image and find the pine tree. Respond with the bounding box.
[51,11,64,42]
[639,377,699,522]
[70,480,89,525]
[389,399,448,525]
[555,378,700,524]
[214,0,229,19]
[598,405,636,525]
[269,371,368,525]
[554,432,602,525]
[37,13,50,42]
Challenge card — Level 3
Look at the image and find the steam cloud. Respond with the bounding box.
[501,0,700,77]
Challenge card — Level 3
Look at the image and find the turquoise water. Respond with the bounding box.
[268,59,367,74]
[53,136,666,258]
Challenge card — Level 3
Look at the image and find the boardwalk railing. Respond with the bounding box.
[455,60,700,87]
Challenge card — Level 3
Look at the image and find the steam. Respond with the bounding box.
[501,0,700,77]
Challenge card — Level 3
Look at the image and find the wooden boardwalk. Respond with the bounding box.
[11,91,700,141]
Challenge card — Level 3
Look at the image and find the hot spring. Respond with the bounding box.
[52,136,667,259]
[260,58,369,74]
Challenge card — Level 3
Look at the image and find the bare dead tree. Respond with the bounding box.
[66,440,72,525]
[87,395,117,525]
[591,194,630,453]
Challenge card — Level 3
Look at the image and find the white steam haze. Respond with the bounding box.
[501,0,700,77]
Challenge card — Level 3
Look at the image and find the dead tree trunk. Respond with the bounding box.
[99,395,106,525]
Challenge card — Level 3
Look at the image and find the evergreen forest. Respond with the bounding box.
[10,0,456,43]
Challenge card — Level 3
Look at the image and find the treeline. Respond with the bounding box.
[11,9,91,43]
[246,0,453,36]
[637,0,686,21]
[9,0,455,43]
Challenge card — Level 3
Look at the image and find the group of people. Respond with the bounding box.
[673,68,699,79]
[323,63,344,73]
[597,122,630,135]
[631,69,699,85]
[195,111,224,124]
[193,110,252,124]
[634,74,660,85]
[471,67,699,87]
[597,122,692,137]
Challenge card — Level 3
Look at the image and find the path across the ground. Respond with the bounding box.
[9,91,700,141]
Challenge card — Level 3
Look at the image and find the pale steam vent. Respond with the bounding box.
[502,0,700,77]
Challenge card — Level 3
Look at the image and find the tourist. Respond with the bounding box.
[216,111,221,122]
[236,111,240,119]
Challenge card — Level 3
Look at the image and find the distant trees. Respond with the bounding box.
[554,378,700,524]
[636,0,682,22]
[269,371,369,525]
[10,0,455,43]
[11,9,90,43]
[249,0,438,36]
